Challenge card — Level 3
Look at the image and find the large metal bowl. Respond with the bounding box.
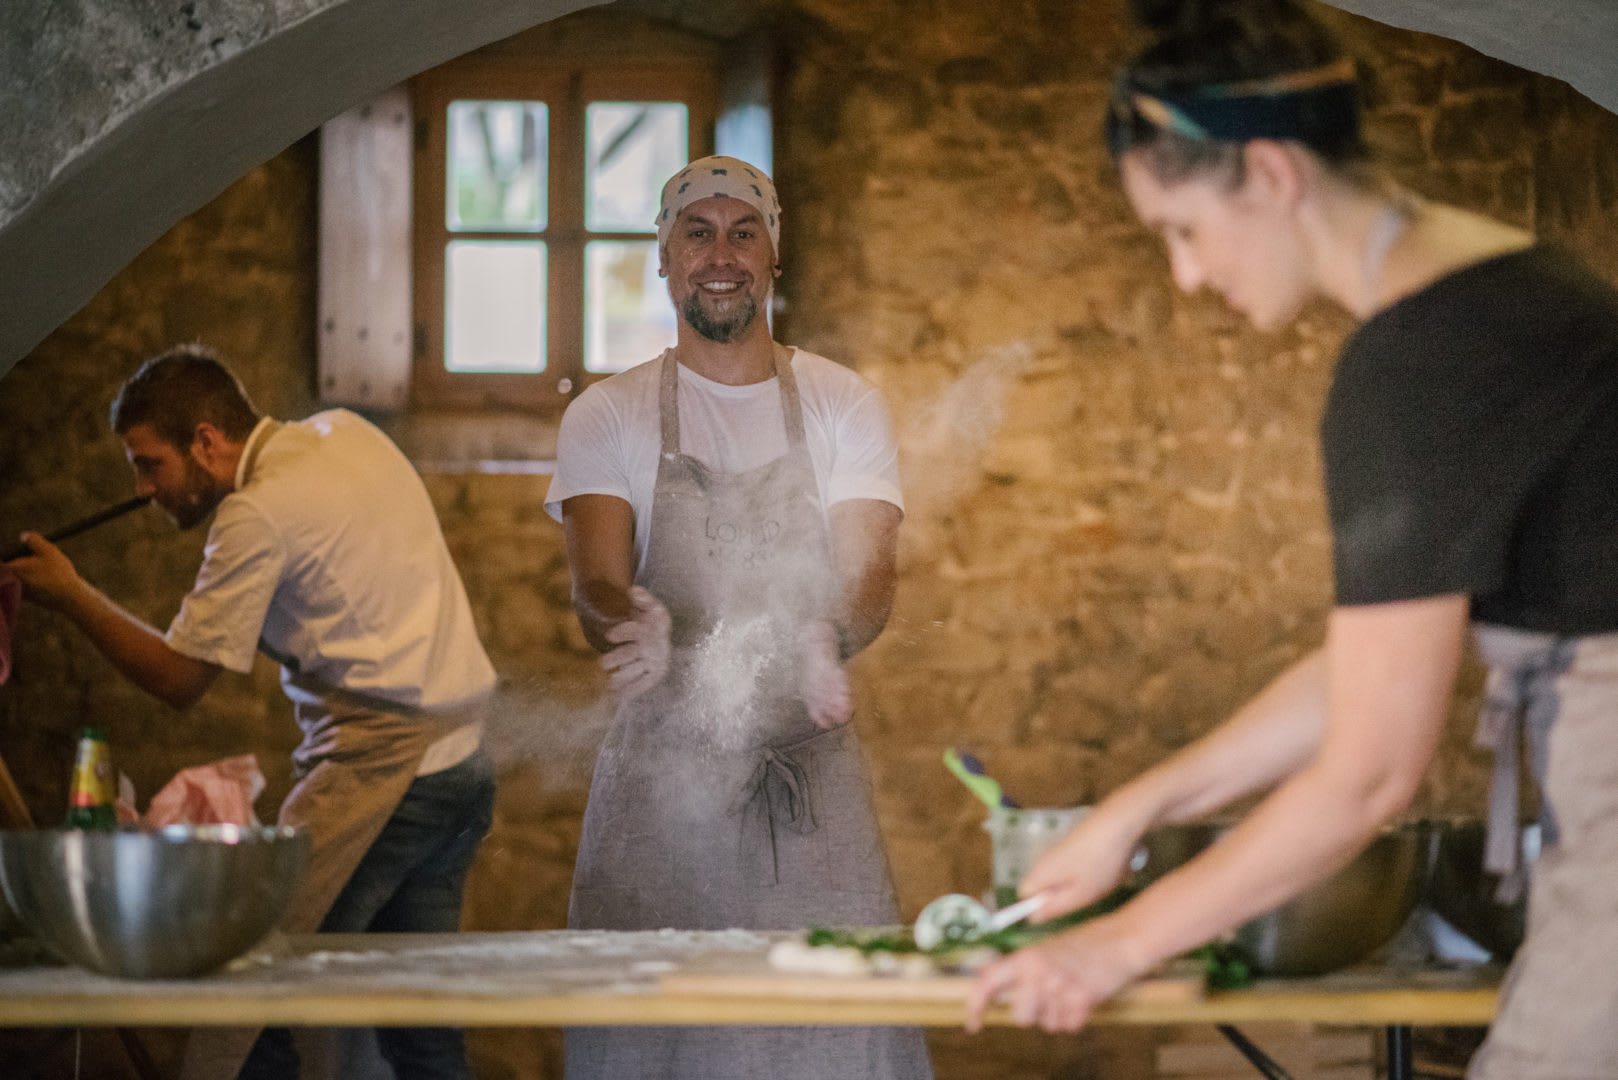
[1424,818,1537,961]
[0,825,307,978]
[1134,821,1432,976]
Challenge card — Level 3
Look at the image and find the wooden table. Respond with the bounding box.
[0,929,1500,1027]
[0,930,1500,1078]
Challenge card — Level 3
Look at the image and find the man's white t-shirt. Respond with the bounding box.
[545,348,904,569]
[166,413,498,732]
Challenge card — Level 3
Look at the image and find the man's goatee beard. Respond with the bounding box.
[683,292,759,344]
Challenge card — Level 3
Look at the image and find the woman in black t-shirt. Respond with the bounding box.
[965,3,1618,1076]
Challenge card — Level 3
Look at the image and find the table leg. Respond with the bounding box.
[1216,1024,1297,1080]
[1386,1024,1414,1080]
[117,1027,165,1080]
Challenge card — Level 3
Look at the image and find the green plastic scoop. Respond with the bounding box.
[943,748,1019,810]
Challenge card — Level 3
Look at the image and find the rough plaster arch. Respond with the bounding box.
[0,0,1614,381]
[0,0,608,380]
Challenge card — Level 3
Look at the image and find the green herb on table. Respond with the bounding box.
[803,886,1255,989]
[805,886,1135,956]
[1188,941,1254,990]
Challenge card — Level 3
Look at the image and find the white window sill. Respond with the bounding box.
[373,408,561,476]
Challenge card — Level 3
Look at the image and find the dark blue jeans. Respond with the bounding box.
[239,749,496,1080]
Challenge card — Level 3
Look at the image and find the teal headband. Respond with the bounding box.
[1107,57,1361,156]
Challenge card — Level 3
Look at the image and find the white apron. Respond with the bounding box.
[1468,624,1618,1080]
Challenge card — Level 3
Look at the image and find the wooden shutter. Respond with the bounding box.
[717,30,784,335]
[716,30,778,174]
[318,86,414,411]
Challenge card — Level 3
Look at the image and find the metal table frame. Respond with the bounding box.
[1218,1023,1418,1080]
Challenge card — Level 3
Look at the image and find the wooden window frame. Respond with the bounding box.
[411,58,717,412]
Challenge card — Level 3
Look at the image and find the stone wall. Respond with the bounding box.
[3,2,1617,1078]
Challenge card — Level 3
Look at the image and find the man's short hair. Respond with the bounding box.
[110,344,262,448]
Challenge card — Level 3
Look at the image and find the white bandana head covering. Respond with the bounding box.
[656,156,781,256]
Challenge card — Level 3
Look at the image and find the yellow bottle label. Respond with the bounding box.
[69,739,115,809]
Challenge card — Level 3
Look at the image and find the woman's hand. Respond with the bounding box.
[964,913,1154,1033]
[1020,795,1156,919]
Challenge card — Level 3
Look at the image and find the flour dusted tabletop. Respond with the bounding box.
[0,930,1502,1029]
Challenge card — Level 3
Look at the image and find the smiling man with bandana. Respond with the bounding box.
[546,156,931,1080]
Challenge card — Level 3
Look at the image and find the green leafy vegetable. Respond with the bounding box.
[1188,941,1254,990]
[805,886,1136,957]
[803,885,1255,989]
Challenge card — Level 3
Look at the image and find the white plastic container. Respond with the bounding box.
[982,805,1087,908]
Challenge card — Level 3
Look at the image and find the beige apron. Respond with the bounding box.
[178,424,468,1079]
[1467,624,1618,1080]
[564,350,931,1080]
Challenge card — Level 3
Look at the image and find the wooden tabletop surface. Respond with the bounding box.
[0,930,1502,1029]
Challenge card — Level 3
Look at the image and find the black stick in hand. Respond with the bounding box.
[2,495,153,562]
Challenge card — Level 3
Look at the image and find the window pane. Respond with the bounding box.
[585,240,675,373]
[586,102,688,233]
[447,101,547,232]
[445,241,546,373]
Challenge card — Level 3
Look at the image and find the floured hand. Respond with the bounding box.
[602,586,672,701]
[799,619,851,728]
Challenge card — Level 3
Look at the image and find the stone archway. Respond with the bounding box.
[0,0,607,379]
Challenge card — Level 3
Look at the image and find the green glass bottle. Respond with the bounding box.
[65,727,117,830]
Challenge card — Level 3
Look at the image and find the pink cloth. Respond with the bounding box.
[142,754,265,828]
[0,564,20,685]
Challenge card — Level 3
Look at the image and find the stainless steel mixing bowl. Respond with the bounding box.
[0,825,307,978]
[1424,818,1537,961]
[1134,821,1432,976]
